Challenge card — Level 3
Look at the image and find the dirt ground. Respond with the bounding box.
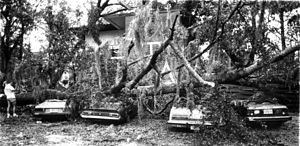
[0,113,299,146]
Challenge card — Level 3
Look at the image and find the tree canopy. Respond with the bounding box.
[0,0,299,95]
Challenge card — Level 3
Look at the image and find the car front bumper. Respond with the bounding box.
[80,114,122,121]
[247,116,292,122]
[167,120,213,130]
[33,112,70,120]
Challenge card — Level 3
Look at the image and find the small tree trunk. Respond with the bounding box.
[115,61,121,84]
[279,10,286,51]
[94,47,102,90]
[175,67,181,101]
[137,89,146,124]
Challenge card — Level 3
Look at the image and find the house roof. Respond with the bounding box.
[69,8,180,36]
[103,8,180,31]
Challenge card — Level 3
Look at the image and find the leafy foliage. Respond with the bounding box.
[192,85,279,145]
[0,0,36,80]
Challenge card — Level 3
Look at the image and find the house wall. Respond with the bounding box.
[99,30,125,45]
[125,16,133,34]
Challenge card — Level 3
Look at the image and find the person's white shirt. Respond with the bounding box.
[4,83,16,99]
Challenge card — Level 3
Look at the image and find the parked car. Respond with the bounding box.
[232,93,292,126]
[167,98,213,130]
[33,99,71,121]
[80,97,137,123]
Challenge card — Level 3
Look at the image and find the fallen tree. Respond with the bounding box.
[4,1,299,119]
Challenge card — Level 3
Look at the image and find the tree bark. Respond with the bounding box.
[94,47,102,90]
[279,9,286,51]
[169,42,215,87]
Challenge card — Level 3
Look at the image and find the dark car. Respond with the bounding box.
[33,99,71,121]
[232,94,292,126]
[80,97,137,123]
[245,100,292,124]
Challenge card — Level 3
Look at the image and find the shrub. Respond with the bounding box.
[193,85,275,145]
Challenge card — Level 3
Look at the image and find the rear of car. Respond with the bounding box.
[167,105,213,130]
[33,99,71,121]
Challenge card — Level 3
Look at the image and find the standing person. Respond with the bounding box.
[3,81,18,118]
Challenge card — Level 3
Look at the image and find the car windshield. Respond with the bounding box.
[261,101,272,105]
[247,100,276,105]
[247,101,257,105]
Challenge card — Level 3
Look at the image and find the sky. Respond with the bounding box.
[27,0,90,52]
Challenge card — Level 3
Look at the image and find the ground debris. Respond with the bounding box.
[0,115,298,145]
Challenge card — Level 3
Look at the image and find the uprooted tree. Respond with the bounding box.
[1,1,299,116]
[85,0,299,116]
[105,1,299,94]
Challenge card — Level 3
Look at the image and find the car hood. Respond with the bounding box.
[247,104,287,110]
[35,99,67,109]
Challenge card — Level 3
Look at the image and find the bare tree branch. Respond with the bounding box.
[108,41,134,94]
[169,42,215,87]
[126,15,179,89]
[218,44,300,83]
[101,0,110,8]
[213,0,221,39]
[107,1,131,9]
[142,95,175,115]
[100,8,128,17]
[162,1,244,77]
[127,55,151,66]
[97,0,102,8]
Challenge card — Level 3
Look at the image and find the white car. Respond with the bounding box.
[33,99,71,120]
[167,104,213,130]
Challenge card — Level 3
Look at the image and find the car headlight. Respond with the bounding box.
[282,109,289,115]
[109,113,120,118]
[247,110,254,116]
[254,110,260,115]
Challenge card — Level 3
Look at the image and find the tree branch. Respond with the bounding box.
[108,41,134,94]
[169,42,215,87]
[97,0,102,8]
[142,95,175,115]
[100,8,128,17]
[162,1,243,77]
[127,55,151,66]
[213,0,221,39]
[126,15,178,89]
[218,44,300,83]
[101,0,110,9]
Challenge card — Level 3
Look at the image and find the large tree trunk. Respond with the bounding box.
[279,10,286,51]
[248,1,265,66]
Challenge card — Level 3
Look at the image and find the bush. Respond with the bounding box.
[193,84,276,145]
